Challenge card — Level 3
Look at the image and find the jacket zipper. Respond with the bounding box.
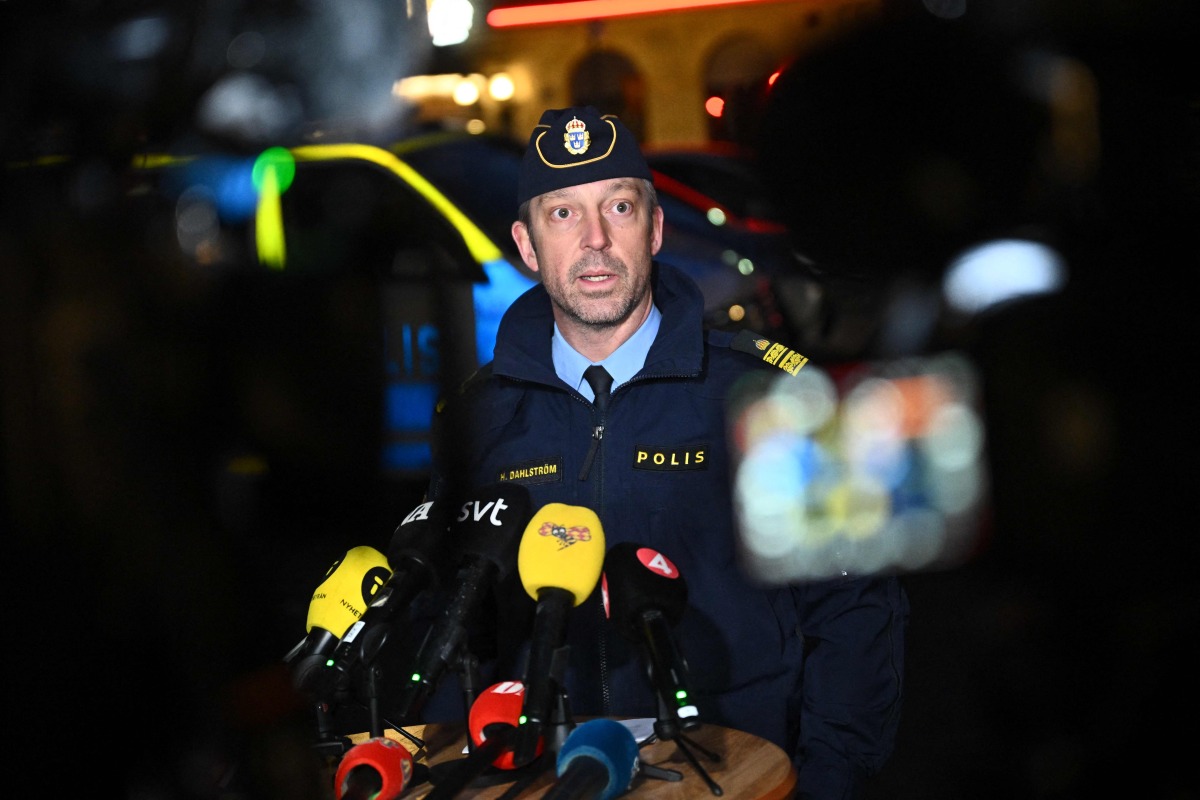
[577,380,610,481]
[578,423,603,481]
[577,372,688,485]
[575,389,612,712]
[572,374,688,715]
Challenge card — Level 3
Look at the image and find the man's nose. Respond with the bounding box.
[580,213,611,251]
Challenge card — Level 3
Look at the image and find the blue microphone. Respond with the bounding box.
[544,719,640,800]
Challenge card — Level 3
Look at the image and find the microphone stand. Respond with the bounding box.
[312,699,355,760]
[310,652,428,763]
[651,695,724,796]
[545,649,576,757]
[457,650,482,752]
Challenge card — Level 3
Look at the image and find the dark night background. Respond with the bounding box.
[3,1,1198,798]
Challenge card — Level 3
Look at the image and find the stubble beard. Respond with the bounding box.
[549,251,652,330]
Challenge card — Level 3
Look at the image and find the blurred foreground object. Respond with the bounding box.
[2,0,432,157]
[730,352,986,581]
[757,2,1088,361]
[731,2,1122,580]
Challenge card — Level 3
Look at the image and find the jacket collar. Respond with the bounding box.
[492,262,706,385]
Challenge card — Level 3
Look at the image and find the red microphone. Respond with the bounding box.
[426,681,546,799]
[334,737,414,800]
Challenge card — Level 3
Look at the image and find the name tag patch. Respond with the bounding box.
[633,445,708,471]
[499,457,563,485]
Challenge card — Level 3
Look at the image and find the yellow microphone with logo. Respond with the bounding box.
[287,545,392,693]
[512,503,606,766]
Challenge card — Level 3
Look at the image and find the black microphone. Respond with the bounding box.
[544,719,640,800]
[511,504,607,766]
[602,543,699,730]
[394,482,533,720]
[321,499,454,692]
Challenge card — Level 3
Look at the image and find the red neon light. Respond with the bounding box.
[488,0,794,28]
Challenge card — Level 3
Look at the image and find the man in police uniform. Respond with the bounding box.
[426,106,907,798]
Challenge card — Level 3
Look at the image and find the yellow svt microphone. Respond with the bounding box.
[513,503,605,766]
[289,545,391,693]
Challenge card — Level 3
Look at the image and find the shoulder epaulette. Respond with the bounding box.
[729,329,810,376]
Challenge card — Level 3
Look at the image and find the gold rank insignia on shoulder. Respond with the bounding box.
[730,329,809,376]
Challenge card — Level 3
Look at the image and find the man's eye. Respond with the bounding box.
[552,208,571,220]
[614,201,631,214]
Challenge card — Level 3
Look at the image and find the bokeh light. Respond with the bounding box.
[730,352,987,581]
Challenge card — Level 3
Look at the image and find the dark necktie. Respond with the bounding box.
[583,365,613,414]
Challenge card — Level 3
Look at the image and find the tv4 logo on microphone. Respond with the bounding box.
[400,500,437,525]
[600,546,681,621]
[636,547,678,578]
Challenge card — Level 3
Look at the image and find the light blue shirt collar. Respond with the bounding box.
[552,303,662,401]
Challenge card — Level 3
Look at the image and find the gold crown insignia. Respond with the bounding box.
[563,116,591,155]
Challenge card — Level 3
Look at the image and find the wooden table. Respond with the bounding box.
[344,720,796,800]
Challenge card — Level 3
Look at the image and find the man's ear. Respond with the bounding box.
[650,204,664,257]
[512,220,540,273]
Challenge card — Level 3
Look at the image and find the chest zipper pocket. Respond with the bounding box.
[579,422,603,481]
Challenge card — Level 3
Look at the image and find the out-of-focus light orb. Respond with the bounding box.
[109,14,171,61]
[728,304,745,323]
[453,78,480,106]
[737,258,754,276]
[943,238,1066,314]
[489,73,515,101]
[730,355,987,582]
[197,72,301,141]
[252,147,295,193]
[226,31,266,69]
[736,435,812,557]
[923,400,984,471]
[923,0,967,19]
[175,188,220,264]
[428,0,474,46]
[465,118,487,134]
[705,96,725,117]
[827,476,891,540]
[891,508,947,570]
[706,207,727,226]
[736,367,836,443]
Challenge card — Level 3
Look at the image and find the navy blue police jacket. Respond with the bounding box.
[425,263,908,798]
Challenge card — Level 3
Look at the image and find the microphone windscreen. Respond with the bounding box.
[602,543,687,635]
[387,498,453,569]
[307,546,391,637]
[468,681,542,770]
[334,737,414,800]
[555,719,639,800]
[518,503,606,605]
[453,482,534,577]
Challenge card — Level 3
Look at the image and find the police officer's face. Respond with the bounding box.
[512,177,663,330]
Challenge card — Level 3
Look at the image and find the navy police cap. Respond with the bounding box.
[517,106,652,206]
